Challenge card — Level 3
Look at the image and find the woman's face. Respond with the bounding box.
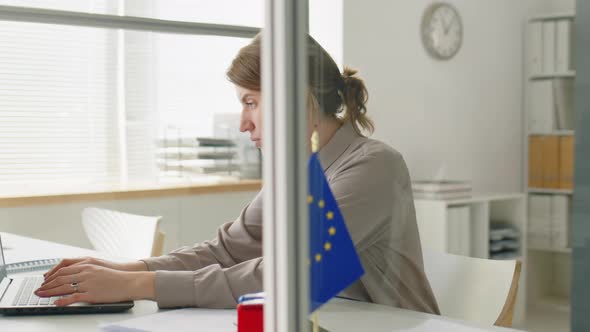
[236,86,263,148]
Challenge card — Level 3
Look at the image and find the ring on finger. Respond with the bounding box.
[70,282,79,292]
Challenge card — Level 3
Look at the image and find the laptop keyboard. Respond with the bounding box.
[12,276,64,306]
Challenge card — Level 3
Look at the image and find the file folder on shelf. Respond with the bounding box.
[529,81,555,132]
[553,78,575,130]
[542,135,560,189]
[528,136,544,188]
[528,22,543,76]
[542,21,556,74]
[559,136,575,190]
[555,19,574,72]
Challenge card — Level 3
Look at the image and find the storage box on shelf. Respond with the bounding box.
[155,130,261,182]
[156,136,240,181]
[489,223,521,260]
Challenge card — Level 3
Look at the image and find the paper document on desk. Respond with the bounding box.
[389,319,503,332]
[100,308,237,332]
[320,315,511,332]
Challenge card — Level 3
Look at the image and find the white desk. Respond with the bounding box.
[1,232,100,265]
[0,232,523,332]
[1,232,161,332]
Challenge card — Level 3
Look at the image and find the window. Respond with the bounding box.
[0,20,119,190]
[0,0,342,195]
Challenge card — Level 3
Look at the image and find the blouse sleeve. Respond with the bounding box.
[140,190,264,308]
[151,257,264,308]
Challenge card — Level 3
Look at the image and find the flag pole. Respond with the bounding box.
[312,129,319,332]
[311,130,319,153]
[313,311,320,332]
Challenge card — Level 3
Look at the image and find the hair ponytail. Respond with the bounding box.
[228,34,374,136]
[340,67,374,136]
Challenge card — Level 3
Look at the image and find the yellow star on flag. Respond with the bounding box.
[328,227,336,236]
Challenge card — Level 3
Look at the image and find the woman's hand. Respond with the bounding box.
[35,264,155,306]
[44,257,147,280]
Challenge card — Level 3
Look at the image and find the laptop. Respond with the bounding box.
[0,234,134,315]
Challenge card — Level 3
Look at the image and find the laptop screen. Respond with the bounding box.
[0,235,6,280]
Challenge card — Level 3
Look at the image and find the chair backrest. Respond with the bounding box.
[81,207,165,260]
[422,250,521,327]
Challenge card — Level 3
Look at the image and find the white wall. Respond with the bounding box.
[342,0,573,193]
[0,191,258,253]
[310,0,343,69]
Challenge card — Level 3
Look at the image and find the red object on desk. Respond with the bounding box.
[237,299,264,332]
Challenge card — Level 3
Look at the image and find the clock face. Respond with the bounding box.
[421,3,463,60]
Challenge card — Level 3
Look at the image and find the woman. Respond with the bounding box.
[37,34,440,314]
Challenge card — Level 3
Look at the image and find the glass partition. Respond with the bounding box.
[316,1,580,332]
[572,1,590,331]
[0,0,264,27]
[0,19,255,195]
[4,1,590,331]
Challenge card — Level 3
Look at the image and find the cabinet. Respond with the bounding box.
[524,12,575,329]
[414,193,527,324]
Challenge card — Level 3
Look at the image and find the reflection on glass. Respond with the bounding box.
[0,0,117,14]
[125,0,264,27]
[0,19,253,194]
[301,33,441,314]
[0,0,264,27]
[330,1,581,331]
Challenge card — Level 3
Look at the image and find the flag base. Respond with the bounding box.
[308,319,330,332]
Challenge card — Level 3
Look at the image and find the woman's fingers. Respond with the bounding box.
[42,264,86,286]
[37,270,86,293]
[44,257,86,279]
[54,292,91,307]
[37,275,70,292]
[35,282,79,298]
[43,259,69,279]
[40,265,137,306]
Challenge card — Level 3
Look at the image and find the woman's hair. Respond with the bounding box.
[227,33,374,136]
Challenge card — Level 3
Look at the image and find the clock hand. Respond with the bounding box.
[443,15,452,34]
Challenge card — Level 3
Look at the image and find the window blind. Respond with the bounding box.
[0,20,120,187]
[0,0,342,193]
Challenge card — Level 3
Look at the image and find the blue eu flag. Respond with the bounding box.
[308,152,365,313]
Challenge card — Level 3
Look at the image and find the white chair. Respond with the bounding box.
[81,207,166,260]
[422,251,521,328]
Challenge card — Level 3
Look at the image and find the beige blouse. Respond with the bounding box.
[141,122,440,314]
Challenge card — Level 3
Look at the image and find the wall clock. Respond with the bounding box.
[421,2,463,60]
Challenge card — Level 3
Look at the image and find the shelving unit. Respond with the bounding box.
[527,130,574,136]
[414,193,527,324]
[414,193,526,257]
[528,188,573,195]
[518,304,570,332]
[536,295,570,312]
[529,246,572,254]
[526,249,572,320]
[530,71,575,80]
[529,12,576,21]
[523,11,575,330]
